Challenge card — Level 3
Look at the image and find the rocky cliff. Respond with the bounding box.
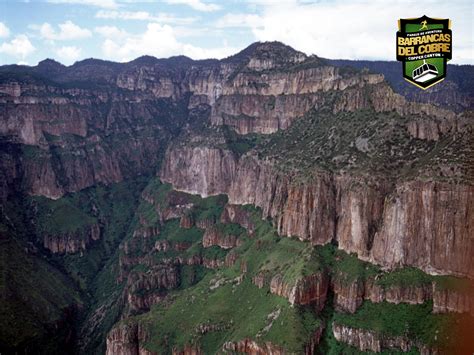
[106,322,156,355]
[43,223,101,254]
[329,59,474,113]
[202,225,241,249]
[161,147,473,278]
[269,272,329,310]
[2,41,473,355]
[333,276,433,313]
[2,41,467,201]
[220,204,256,235]
[332,323,433,354]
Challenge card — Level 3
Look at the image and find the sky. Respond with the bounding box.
[0,0,472,66]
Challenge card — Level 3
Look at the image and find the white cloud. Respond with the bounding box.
[0,35,35,59]
[96,10,150,20]
[215,13,262,28]
[98,23,237,61]
[46,0,117,9]
[165,0,220,12]
[39,21,92,41]
[95,10,197,25]
[56,45,82,63]
[0,22,10,38]
[95,25,129,40]
[236,1,473,64]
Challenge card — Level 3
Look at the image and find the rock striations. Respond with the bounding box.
[1,41,473,355]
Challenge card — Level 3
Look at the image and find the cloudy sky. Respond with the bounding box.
[0,0,472,66]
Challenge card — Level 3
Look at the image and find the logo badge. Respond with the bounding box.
[396,15,452,89]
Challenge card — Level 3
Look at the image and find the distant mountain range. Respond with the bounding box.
[329,59,474,112]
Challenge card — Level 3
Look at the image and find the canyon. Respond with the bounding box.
[0,42,473,354]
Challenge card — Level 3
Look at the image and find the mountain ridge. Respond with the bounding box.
[0,40,472,354]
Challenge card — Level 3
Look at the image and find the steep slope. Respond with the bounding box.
[0,41,473,354]
[0,198,81,354]
[105,179,473,354]
[329,59,474,112]
[162,104,473,279]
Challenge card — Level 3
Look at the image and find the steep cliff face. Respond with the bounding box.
[209,69,384,134]
[221,324,324,355]
[125,265,179,295]
[162,152,336,246]
[332,277,433,314]
[222,339,285,355]
[161,146,237,197]
[161,146,474,278]
[123,265,178,314]
[202,226,242,249]
[2,42,473,354]
[153,46,474,352]
[0,66,189,199]
[106,322,156,355]
[1,41,468,201]
[269,272,329,310]
[433,286,474,315]
[329,59,474,113]
[368,182,473,277]
[43,223,100,254]
[220,204,256,235]
[332,323,425,353]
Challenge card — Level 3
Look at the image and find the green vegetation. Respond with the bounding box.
[213,222,245,236]
[21,144,46,159]
[333,300,473,350]
[201,245,228,260]
[191,195,227,222]
[160,219,202,244]
[330,250,380,285]
[371,267,474,294]
[221,126,265,156]
[42,179,148,289]
[141,179,172,210]
[375,267,433,289]
[3,173,472,354]
[3,178,149,354]
[317,298,424,355]
[0,226,81,354]
[116,195,324,353]
[256,106,473,184]
[33,196,97,235]
[179,265,208,290]
[140,276,321,354]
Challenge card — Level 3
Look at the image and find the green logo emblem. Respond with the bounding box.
[396,15,452,89]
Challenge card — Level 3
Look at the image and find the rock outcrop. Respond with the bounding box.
[333,274,474,315]
[433,286,474,315]
[269,272,329,310]
[332,323,413,353]
[222,339,285,355]
[43,223,100,254]
[202,225,242,249]
[332,276,433,313]
[106,322,156,355]
[3,41,473,355]
[162,146,474,278]
[220,204,255,235]
[161,146,237,197]
[122,265,179,313]
[125,265,179,294]
[222,325,324,355]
